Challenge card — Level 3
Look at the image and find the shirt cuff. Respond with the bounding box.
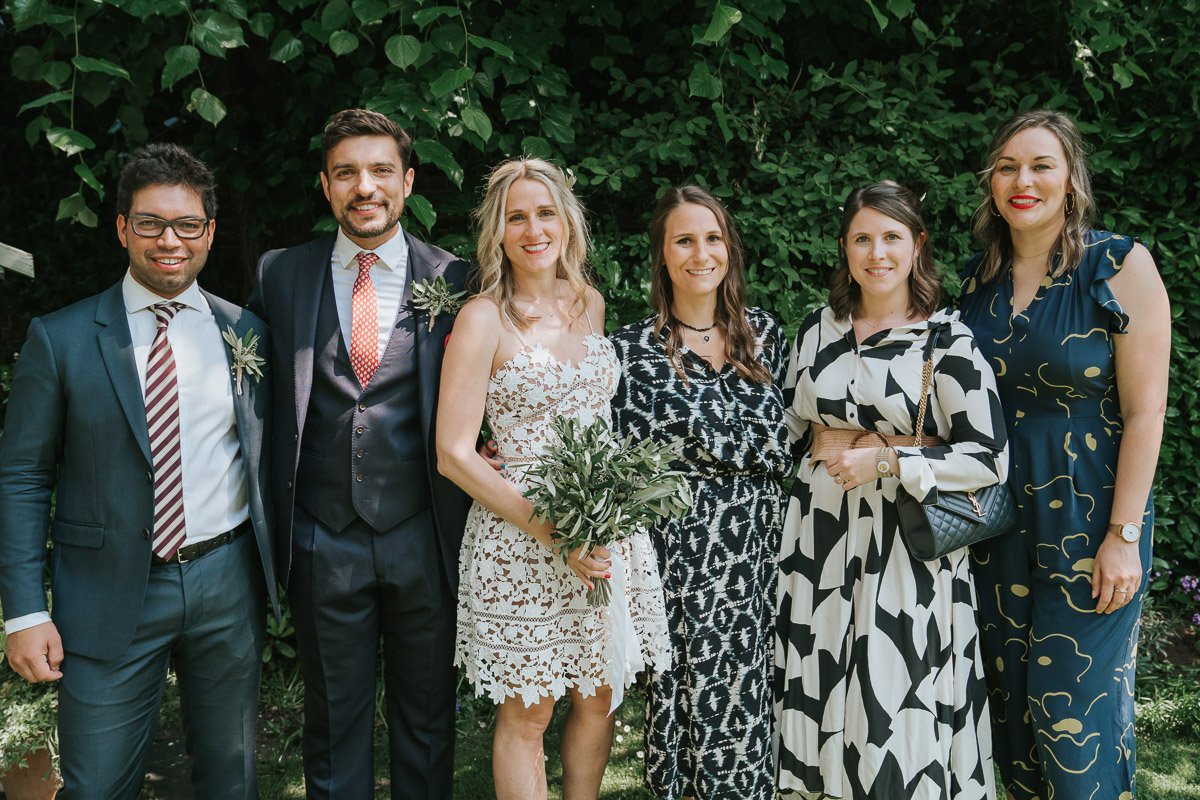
[4,612,52,635]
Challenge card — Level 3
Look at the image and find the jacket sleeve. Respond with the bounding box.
[0,318,63,620]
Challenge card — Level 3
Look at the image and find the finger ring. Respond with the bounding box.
[1115,588,1128,594]
[835,477,844,485]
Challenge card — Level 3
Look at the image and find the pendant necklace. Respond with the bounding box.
[677,318,718,343]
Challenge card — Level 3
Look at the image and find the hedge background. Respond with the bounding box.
[1,0,1197,573]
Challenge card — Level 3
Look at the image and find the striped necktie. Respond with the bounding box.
[145,301,187,561]
[350,251,380,387]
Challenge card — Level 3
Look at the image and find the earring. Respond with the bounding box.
[1065,192,1075,216]
[989,199,1002,218]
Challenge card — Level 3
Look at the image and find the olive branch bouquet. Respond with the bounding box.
[523,416,693,607]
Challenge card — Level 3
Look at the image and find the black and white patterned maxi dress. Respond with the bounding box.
[611,309,791,800]
[773,307,1007,800]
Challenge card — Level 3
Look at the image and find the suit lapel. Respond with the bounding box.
[205,290,258,446]
[96,284,153,465]
[292,239,335,429]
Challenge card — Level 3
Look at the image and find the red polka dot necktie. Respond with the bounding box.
[350,251,380,387]
[145,301,187,561]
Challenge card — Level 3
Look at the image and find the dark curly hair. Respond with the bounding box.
[116,143,217,219]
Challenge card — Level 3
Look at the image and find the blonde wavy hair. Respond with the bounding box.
[970,109,1095,284]
[472,157,592,330]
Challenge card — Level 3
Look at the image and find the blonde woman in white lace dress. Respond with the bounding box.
[437,158,670,799]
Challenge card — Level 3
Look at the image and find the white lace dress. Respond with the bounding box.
[454,332,671,707]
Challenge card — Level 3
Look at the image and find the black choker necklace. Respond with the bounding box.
[677,318,717,343]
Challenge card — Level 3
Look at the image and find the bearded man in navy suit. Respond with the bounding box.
[0,143,277,799]
[251,109,471,799]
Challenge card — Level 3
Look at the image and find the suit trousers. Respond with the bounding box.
[289,507,456,800]
[57,531,265,800]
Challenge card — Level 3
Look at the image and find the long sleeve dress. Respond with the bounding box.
[958,230,1154,800]
[610,308,791,800]
[773,306,1007,800]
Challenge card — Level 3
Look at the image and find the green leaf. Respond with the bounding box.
[352,0,389,24]
[429,66,474,98]
[713,102,733,143]
[25,115,51,148]
[687,62,722,99]
[540,107,575,144]
[74,163,105,198]
[405,193,436,230]
[18,91,72,115]
[413,139,464,187]
[1091,33,1128,55]
[384,34,422,69]
[11,46,41,80]
[45,127,96,156]
[41,61,72,88]
[521,135,552,159]
[1112,62,1134,89]
[192,10,246,56]
[885,0,915,17]
[412,5,457,28]
[863,0,888,31]
[270,31,304,63]
[329,30,359,55]
[697,3,742,45]
[248,12,275,38]
[218,0,250,21]
[162,45,200,90]
[320,0,351,31]
[461,104,493,141]
[189,87,228,126]
[467,34,515,61]
[500,93,536,121]
[56,192,98,227]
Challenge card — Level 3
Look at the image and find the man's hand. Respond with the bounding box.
[6,621,64,683]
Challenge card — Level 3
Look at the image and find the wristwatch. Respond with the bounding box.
[1107,522,1142,543]
[876,447,894,477]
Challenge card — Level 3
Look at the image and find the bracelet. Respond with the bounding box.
[876,447,894,477]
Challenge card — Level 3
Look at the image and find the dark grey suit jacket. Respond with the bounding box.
[250,232,471,590]
[0,282,278,660]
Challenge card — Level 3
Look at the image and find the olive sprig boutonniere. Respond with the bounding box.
[412,276,467,332]
[221,326,266,396]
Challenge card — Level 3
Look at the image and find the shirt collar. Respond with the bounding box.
[121,270,209,315]
[333,225,407,272]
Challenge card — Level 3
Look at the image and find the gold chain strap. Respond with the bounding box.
[913,354,934,447]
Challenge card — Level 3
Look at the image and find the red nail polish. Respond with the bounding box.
[604,573,611,579]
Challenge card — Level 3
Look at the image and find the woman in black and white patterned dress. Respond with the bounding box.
[611,185,791,800]
[773,182,1007,799]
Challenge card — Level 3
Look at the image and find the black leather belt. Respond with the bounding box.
[153,521,249,565]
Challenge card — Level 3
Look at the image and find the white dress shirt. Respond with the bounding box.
[330,226,409,358]
[6,273,250,635]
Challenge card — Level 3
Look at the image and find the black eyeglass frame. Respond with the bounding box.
[124,214,213,240]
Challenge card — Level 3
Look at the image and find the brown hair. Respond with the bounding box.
[472,158,591,330]
[970,109,1095,284]
[649,185,772,384]
[828,180,944,321]
[321,108,413,174]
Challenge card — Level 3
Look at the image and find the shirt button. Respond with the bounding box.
[141,529,151,540]
[358,403,367,412]
[294,434,299,442]
[286,481,293,490]
[146,471,153,483]
[356,449,364,459]
[356,473,365,482]
[355,426,365,435]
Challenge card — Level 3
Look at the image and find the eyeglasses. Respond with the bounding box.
[126,214,212,240]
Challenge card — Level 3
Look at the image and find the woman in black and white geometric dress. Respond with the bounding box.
[773,182,1008,799]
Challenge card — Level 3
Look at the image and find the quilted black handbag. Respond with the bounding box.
[895,325,1017,562]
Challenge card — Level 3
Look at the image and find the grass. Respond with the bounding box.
[138,617,1200,799]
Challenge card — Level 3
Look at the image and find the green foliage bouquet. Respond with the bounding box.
[0,629,59,773]
[524,416,692,607]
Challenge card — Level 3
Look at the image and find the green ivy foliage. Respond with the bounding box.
[0,0,1197,569]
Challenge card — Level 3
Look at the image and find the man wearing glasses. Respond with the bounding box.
[0,143,277,799]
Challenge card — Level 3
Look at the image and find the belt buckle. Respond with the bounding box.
[175,548,192,564]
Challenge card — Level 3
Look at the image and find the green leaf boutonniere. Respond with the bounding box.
[221,326,266,396]
[412,276,467,332]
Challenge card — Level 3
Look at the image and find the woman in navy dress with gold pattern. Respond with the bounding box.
[957,110,1171,800]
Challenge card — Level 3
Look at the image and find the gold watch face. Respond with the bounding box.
[877,460,890,475]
